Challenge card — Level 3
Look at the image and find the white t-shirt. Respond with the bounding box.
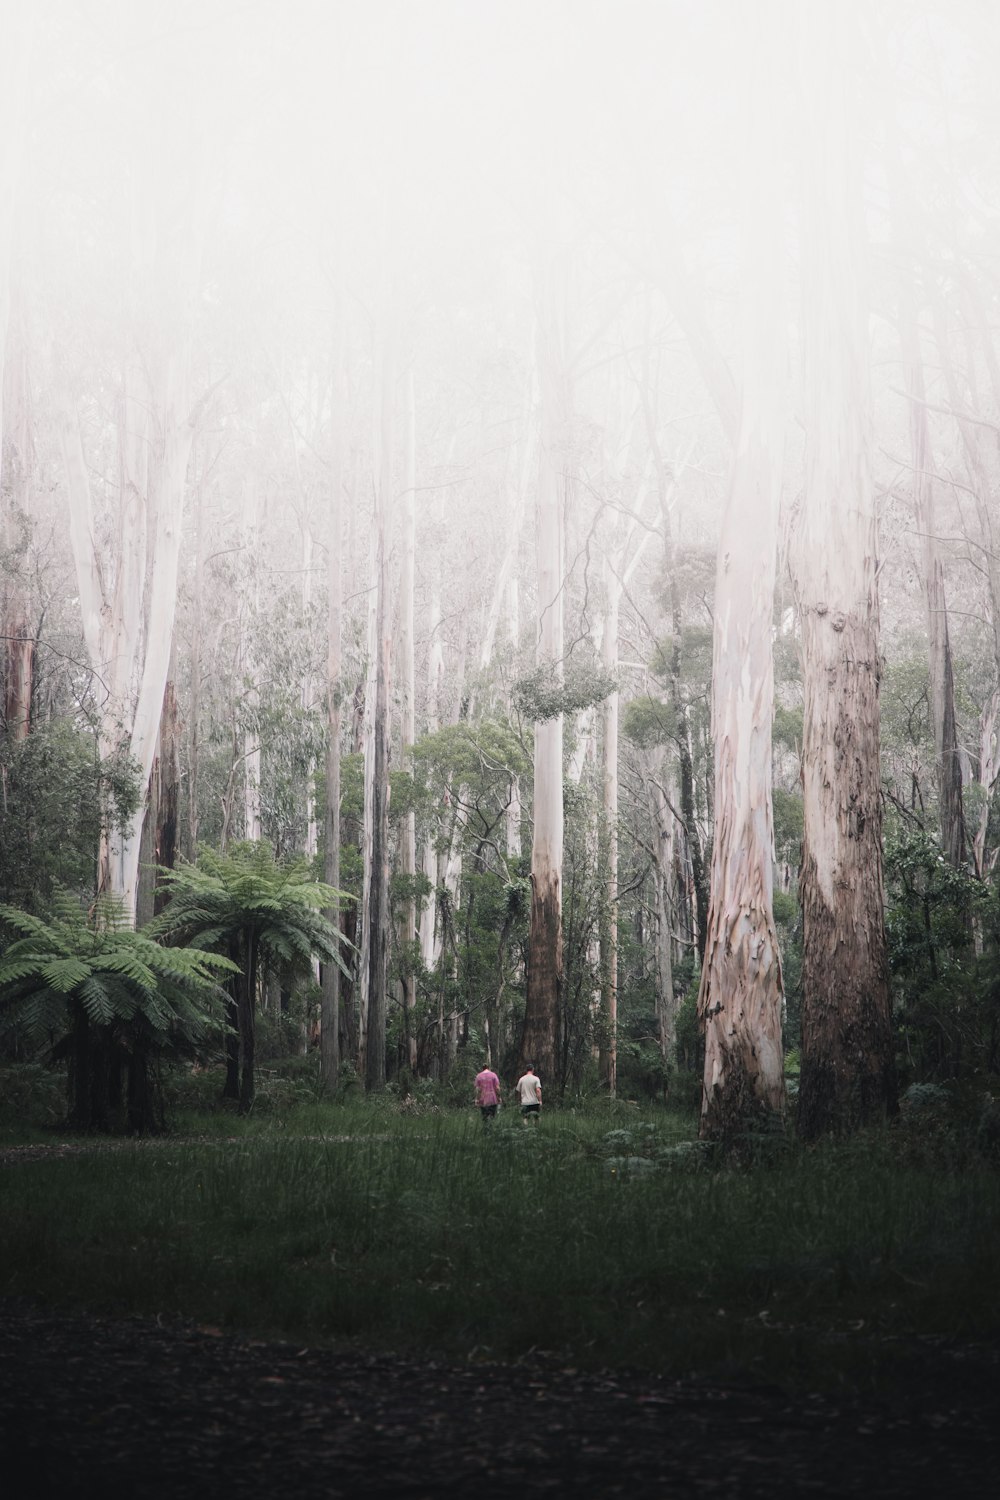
[517,1072,541,1106]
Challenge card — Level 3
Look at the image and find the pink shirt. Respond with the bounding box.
[475,1069,501,1106]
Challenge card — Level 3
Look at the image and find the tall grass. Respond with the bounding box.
[2,1107,998,1392]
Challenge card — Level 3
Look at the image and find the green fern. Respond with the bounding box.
[0,892,236,1132]
[148,842,352,1113]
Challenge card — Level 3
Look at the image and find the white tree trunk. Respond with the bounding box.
[399,366,418,1069]
[322,295,346,1093]
[60,350,195,923]
[600,560,619,1095]
[520,289,565,1083]
[419,482,446,969]
[697,8,787,1139]
[362,302,394,1090]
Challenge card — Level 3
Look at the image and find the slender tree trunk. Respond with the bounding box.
[321,293,346,1095]
[186,468,205,858]
[419,448,451,969]
[520,289,565,1085]
[154,651,181,913]
[2,330,33,741]
[791,3,895,1138]
[646,765,677,1062]
[365,305,394,1091]
[399,366,418,1070]
[598,563,619,1094]
[60,348,195,922]
[238,933,259,1114]
[242,475,262,843]
[898,289,965,867]
[698,7,786,1142]
[972,691,1000,881]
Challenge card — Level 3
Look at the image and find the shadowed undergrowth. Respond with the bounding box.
[2,1105,998,1394]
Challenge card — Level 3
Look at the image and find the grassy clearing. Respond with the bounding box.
[2,1102,998,1393]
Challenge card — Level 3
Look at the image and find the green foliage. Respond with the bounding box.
[772,705,803,752]
[771,888,797,926]
[881,652,932,752]
[0,1062,66,1128]
[674,973,701,1076]
[648,624,712,687]
[0,891,233,1131]
[884,828,995,1082]
[151,843,350,982]
[414,718,529,797]
[388,769,424,824]
[771,787,803,858]
[512,658,618,724]
[150,843,351,1111]
[0,721,142,909]
[622,694,676,749]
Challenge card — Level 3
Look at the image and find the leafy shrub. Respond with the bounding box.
[0,1062,66,1130]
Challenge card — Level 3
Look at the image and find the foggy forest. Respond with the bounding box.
[2,2,1000,1491]
[3,0,997,1125]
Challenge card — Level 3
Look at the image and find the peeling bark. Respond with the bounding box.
[698,12,786,1142]
[792,3,895,1138]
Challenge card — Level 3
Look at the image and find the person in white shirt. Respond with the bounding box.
[515,1065,542,1125]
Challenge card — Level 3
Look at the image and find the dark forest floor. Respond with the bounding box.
[1,1298,998,1499]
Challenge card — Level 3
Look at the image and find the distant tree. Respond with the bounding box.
[0,891,232,1132]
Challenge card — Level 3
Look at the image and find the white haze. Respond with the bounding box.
[5,0,999,524]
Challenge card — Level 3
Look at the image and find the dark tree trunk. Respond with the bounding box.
[794,607,896,1140]
[223,978,240,1101]
[154,675,181,913]
[238,934,259,1114]
[339,902,358,1065]
[4,617,33,741]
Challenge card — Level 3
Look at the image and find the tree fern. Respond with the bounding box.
[0,892,234,1132]
[149,842,352,1112]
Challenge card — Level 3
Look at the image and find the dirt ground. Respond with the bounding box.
[1,1297,998,1499]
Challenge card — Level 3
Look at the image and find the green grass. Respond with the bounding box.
[2,1102,999,1394]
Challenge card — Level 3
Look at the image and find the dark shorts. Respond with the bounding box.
[480,1104,498,1119]
[520,1103,540,1116]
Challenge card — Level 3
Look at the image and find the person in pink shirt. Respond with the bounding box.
[474,1064,502,1124]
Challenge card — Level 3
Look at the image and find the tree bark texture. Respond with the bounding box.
[364,307,394,1091]
[698,5,786,1141]
[399,367,418,1070]
[646,768,677,1061]
[321,299,346,1095]
[792,2,896,1138]
[599,563,619,1095]
[520,289,566,1086]
[60,346,195,922]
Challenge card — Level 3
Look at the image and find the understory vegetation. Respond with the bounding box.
[2,1085,998,1395]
